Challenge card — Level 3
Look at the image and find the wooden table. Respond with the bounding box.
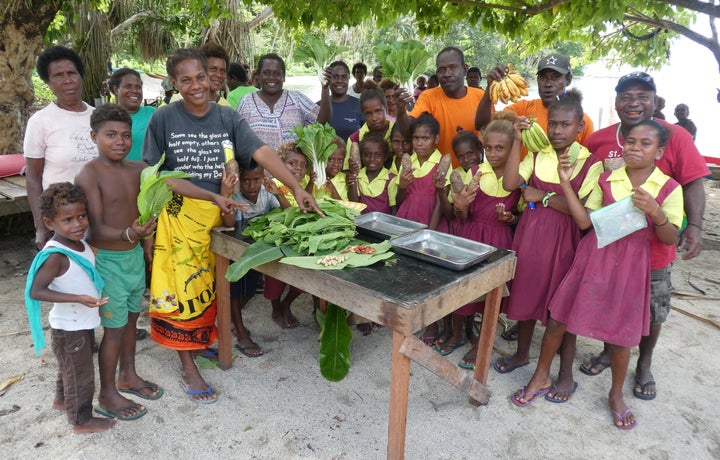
[0,175,29,217]
[211,228,516,459]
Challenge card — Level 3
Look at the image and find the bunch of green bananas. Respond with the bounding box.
[521,119,550,153]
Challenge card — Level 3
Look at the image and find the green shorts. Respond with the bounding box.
[96,244,145,328]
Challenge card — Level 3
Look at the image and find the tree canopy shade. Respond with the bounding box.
[268,1,718,73]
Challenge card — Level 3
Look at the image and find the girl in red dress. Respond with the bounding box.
[511,120,682,431]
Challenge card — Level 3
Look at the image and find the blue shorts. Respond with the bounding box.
[95,245,145,328]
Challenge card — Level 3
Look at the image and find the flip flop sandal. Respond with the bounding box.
[493,356,530,374]
[511,386,551,407]
[579,356,610,376]
[612,408,637,430]
[434,341,465,356]
[118,382,164,400]
[544,381,578,403]
[633,379,657,400]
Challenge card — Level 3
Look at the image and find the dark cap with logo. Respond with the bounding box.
[615,72,656,93]
[537,54,571,75]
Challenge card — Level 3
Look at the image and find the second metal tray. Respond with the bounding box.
[389,229,497,271]
[355,212,427,240]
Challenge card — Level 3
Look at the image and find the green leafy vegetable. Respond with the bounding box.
[373,40,431,94]
[225,242,284,282]
[318,303,352,382]
[225,199,359,281]
[293,123,339,188]
[294,34,348,83]
[137,153,191,224]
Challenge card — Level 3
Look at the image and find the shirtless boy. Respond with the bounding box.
[75,104,159,421]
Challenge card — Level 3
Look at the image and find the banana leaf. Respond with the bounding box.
[318,303,352,382]
[225,241,284,282]
[280,241,395,269]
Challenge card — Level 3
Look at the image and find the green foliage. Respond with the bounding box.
[267,0,706,76]
[31,75,54,107]
[225,241,284,282]
[294,34,348,82]
[373,40,431,91]
[137,153,190,224]
[280,241,395,270]
[293,123,338,187]
[318,303,352,382]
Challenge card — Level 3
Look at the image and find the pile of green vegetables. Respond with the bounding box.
[294,122,338,188]
[294,34,348,84]
[137,153,190,224]
[226,199,362,282]
[225,199,394,382]
[374,40,431,94]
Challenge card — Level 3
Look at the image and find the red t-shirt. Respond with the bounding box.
[586,119,709,269]
[410,86,485,168]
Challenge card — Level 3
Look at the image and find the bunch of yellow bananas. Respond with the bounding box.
[521,118,550,153]
[489,64,530,104]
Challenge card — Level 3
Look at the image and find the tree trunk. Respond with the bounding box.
[0,1,63,155]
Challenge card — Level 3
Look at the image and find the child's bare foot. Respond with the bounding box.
[73,416,116,434]
[52,400,64,410]
[271,311,297,329]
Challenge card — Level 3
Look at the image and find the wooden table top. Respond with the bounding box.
[211,228,517,336]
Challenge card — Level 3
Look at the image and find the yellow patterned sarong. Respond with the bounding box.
[148,193,222,350]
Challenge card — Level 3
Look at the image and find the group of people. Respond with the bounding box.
[22,40,708,436]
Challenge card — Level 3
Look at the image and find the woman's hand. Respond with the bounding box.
[212,194,249,215]
[291,188,323,215]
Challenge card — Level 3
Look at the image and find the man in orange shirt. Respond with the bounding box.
[396,46,485,168]
[475,54,594,156]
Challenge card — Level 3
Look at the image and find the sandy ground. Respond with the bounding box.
[1,182,719,460]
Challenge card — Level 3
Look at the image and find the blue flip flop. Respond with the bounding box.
[180,381,217,404]
[544,381,578,403]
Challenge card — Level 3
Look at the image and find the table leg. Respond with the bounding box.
[215,254,232,370]
[470,284,504,405]
[387,331,410,460]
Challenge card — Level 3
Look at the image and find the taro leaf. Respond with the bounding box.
[225,241,284,282]
[137,170,190,224]
[140,152,166,183]
[318,303,352,382]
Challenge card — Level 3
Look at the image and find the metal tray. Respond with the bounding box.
[355,212,427,240]
[389,230,497,271]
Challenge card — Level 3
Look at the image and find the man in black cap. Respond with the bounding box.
[475,54,594,148]
[576,72,709,401]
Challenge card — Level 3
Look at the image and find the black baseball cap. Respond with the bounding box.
[537,54,571,75]
[615,72,656,93]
